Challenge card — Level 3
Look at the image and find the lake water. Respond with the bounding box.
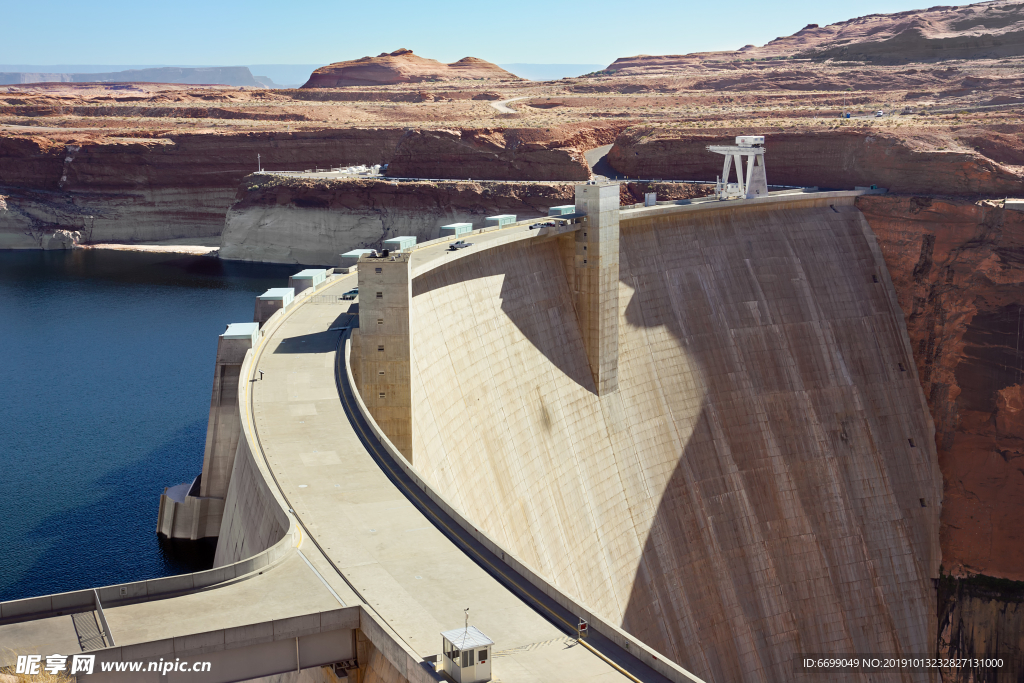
[0,249,300,602]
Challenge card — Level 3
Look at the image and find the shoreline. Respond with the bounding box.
[79,242,219,255]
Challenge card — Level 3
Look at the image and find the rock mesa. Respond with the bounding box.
[301,49,518,88]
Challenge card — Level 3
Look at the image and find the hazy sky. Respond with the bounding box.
[3,0,941,67]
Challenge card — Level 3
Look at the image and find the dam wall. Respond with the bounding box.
[213,427,292,567]
[406,196,942,682]
[213,321,292,567]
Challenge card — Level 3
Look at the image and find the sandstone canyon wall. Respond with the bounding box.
[859,196,1024,582]
[607,128,1024,197]
[0,125,620,249]
[384,123,625,181]
[218,175,709,265]
[406,198,941,682]
[220,177,576,264]
[0,130,406,249]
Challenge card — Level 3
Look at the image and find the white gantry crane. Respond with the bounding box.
[707,135,768,200]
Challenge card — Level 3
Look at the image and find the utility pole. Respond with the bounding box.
[257,153,262,173]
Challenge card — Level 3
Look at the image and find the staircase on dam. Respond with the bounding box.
[0,184,941,683]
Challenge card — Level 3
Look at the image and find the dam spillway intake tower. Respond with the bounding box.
[709,135,768,200]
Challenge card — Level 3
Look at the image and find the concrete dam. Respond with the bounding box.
[0,186,941,683]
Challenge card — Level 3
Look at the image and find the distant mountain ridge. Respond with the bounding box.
[0,66,261,86]
[607,0,1024,71]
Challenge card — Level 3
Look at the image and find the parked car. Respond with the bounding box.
[875,110,884,117]
[341,288,359,300]
[448,240,473,251]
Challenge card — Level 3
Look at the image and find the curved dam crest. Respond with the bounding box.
[0,189,943,683]
[404,197,941,681]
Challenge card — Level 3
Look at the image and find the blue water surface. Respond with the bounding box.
[0,250,299,601]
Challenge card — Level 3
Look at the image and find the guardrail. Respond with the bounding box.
[0,526,298,625]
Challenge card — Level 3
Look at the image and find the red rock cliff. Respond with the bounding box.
[0,128,405,245]
[860,195,1024,581]
[608,128,1024,197]
[301,49,518,88]
[385,127,617,181]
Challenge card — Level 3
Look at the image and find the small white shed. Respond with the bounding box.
[440,626,493,683]
[485,214,516,228]
[383,235,417,252]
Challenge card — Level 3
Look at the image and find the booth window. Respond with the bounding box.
[461,650,474,668]
[478,648,488,663]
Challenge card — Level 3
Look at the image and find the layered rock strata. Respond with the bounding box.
[408,198,941,682]
[385,126,623,181]
[605,0,1024,67]
[0,125,623,248]
[607,128,1024,196]
[302,49,517,88]
[220,176,575,264]
[0,129,405,248]
[859,195,1024,581]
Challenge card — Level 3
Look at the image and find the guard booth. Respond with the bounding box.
[440,626,493,683]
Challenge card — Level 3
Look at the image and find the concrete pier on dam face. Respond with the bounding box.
[405,197,942,682]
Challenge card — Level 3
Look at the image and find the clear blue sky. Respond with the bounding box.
[2,0,943,67]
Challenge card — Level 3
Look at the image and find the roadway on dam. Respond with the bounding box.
[251,273,672,683]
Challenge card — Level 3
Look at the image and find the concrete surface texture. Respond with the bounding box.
[158,325,259,540]
[572,183,620,394]
[358,253,415,460]
[407,197,942,682]
[248,275,649,682]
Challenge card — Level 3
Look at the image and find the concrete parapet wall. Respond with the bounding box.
[85,607,359,683]
[214,429,293,567]
[403,192,941,682]
[0,524,298,625]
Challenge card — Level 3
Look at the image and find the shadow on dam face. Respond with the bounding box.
[408,203,941,683]
[617,206,940,682]
[413,242,597,394]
